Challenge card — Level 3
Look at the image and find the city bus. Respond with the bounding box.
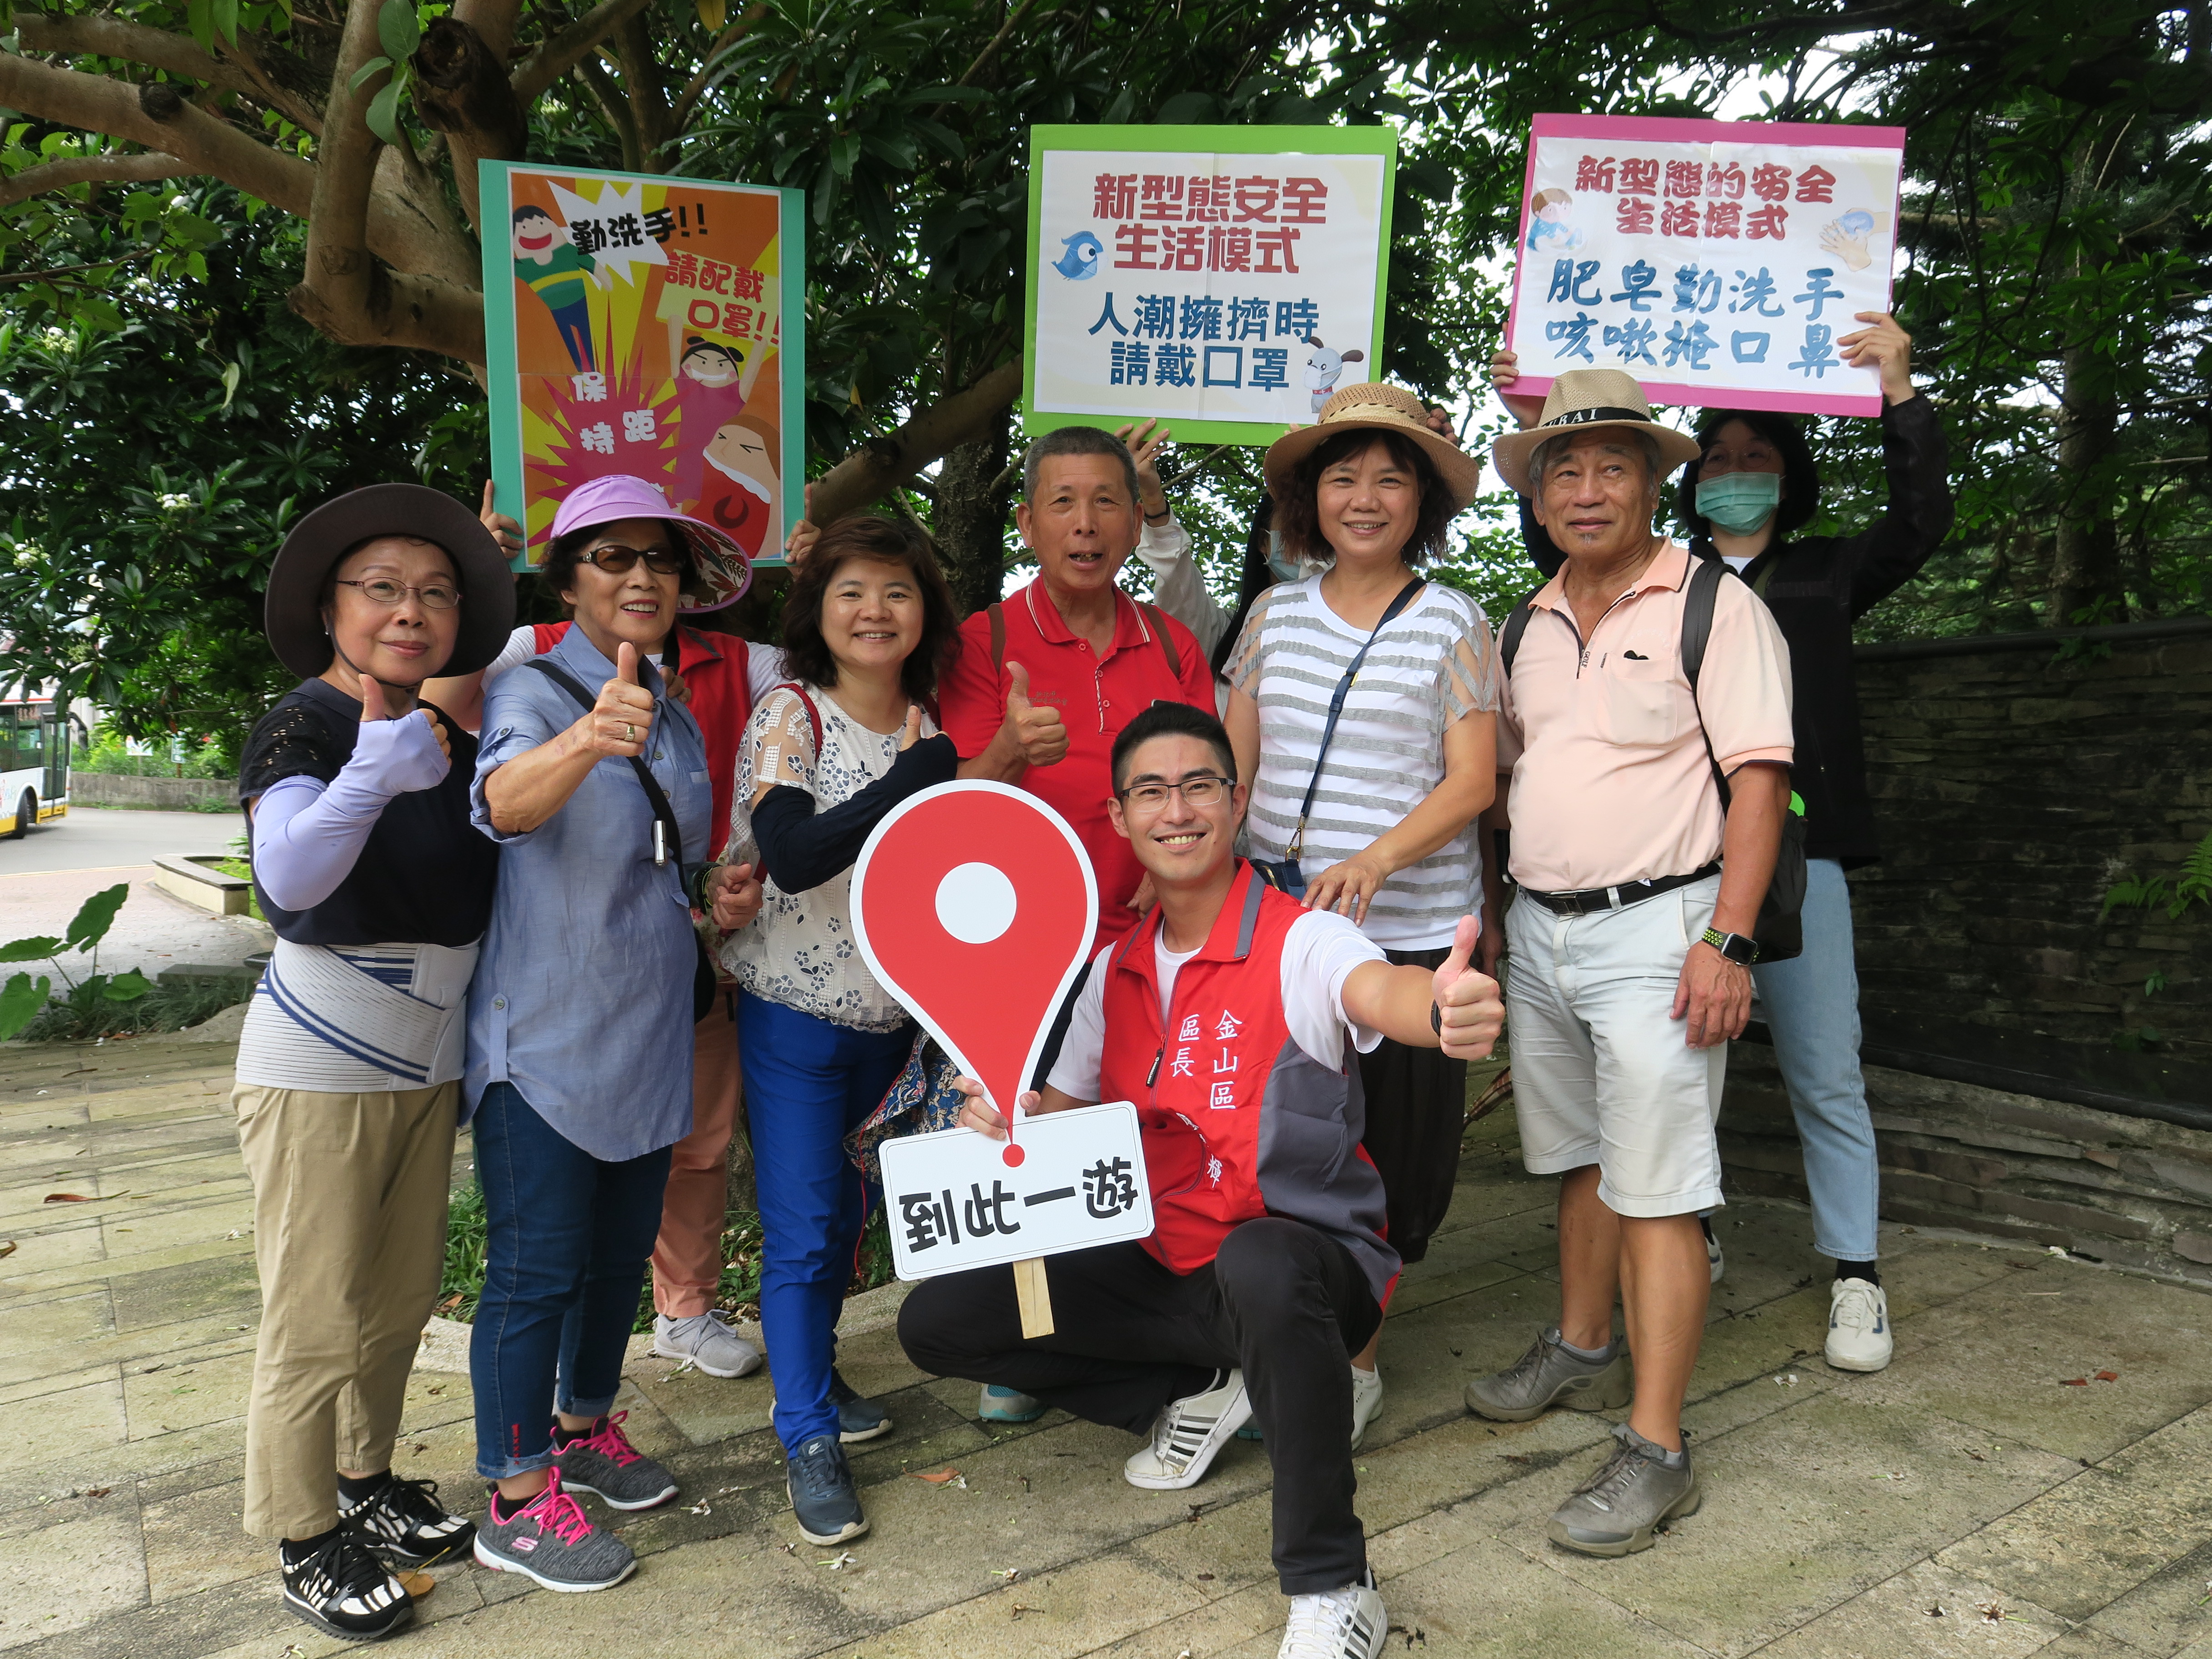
[0,698,70,838]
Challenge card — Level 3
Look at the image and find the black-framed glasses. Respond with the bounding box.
[335,578,461,609]
[1118,775,1232,810]
[579,544,686,576]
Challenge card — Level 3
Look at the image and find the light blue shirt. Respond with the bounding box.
[464,626,711,1161]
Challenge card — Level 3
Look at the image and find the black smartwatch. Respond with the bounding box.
[1700,926,1758,966]
[1430,1000,1444,1036]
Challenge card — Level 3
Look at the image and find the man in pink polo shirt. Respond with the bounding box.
[1462,370,1793,1558]
[940,426,1217,952]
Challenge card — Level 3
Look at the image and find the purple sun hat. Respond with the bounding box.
[548,473,754,612]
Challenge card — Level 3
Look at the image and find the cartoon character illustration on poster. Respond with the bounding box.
[696,413,780,560]
[512,203,598,373]
[672,337,748,509]
[1818,208,1886,272]
[1051,230,1103,280]
[1524,187,1583,254]
[1302,335,1367,413]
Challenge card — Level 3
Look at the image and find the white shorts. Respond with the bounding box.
[1504,873,1727,1219]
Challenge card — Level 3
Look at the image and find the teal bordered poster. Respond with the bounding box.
[480,161,805,572]
[1023,126,1397,446]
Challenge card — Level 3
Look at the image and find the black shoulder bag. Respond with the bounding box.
[1498,560,1806,961]
[523,658,718,1021]
[1251,577,1425,899]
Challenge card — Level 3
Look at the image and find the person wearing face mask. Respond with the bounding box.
[1491,313,1953,1375]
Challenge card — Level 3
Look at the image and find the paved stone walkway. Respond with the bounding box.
[7,1033,2212,1658]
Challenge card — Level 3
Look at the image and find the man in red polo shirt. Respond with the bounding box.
[940,426,1216,951]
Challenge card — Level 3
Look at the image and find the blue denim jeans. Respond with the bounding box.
[469,1081,673,1479]
[734,992,910,1454]
[1750,859,1880,1263]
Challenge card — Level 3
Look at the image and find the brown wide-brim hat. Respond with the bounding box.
[1490,368,1703,496]
[1263,382,1483,513]
[264,484,515,679]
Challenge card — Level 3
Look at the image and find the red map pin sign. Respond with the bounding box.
[852,782,1099,1157]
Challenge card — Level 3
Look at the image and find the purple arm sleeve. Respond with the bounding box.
[250,714,451,912]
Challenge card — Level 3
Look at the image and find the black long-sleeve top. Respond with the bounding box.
[1520,393,1952,866]
[749,733,959,891]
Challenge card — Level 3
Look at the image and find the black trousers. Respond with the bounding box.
[898,1217,1382,1594]
[1357,944,1469,1264]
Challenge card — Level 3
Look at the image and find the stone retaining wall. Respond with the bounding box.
[69,772,236,810]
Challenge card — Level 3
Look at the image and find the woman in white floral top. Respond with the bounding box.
[717,516,962,1548]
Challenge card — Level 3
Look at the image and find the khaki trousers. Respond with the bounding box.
[650,991,742,1318]
[232,1080,457,1539]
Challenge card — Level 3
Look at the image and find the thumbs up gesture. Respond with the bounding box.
[355,674,452,792]
[1000,661,1068,769]
[897,704,924,752]
[582,640,656,758]
[1431,914,1503,1061]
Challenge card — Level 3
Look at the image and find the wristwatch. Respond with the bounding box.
[1700,927,1758,966]
[1430,1000,1444,1036]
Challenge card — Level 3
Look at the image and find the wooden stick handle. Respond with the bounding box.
[1013,1256,1054,1338]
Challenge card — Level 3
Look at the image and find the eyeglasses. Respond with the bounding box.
[1118,775,1232,810]
[335,578,461,609]
[579,544,686,576]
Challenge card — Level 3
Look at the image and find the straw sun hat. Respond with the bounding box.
[1490,368,1703,496]
[1263,382,1483,512]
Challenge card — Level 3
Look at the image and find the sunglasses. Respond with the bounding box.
[578,544,686,576]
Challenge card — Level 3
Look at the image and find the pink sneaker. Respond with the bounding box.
[472,1467,637,1591]
[552,1411,678,1510]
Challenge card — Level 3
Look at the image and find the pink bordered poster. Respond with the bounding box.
[1503,114,1906,417]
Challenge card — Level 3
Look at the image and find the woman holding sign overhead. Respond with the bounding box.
[462,511,764,1595]
[716,515,965,1548]
[1222,382,1501,1444]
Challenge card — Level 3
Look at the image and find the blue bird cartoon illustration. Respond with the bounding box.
[1051,231,1103,280]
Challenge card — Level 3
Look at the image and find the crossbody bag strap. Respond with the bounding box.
[1282,576,1425,860]
[1136,600,1184,680]
[521,657,694,876]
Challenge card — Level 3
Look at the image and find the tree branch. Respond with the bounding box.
[412,15,528,231]
[0,151,192,208]
[808,359,1026,527]
[292,0,486,361]
[16,12,260,99]
[509,0,657,104]
[613,11,676,170]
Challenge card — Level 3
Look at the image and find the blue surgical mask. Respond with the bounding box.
[1266,530,1302,583]
[1696,471,1783,535]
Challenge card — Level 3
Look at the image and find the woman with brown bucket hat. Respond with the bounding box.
[232,484,513,1640]
[1222,382,1503,1444]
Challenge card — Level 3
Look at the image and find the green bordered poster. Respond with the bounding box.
[1023,126,1397,446]
[481,161,805,574]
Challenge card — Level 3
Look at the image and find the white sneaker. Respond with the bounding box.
[1123,1369,1252,1489]
[1348,1364,1384,1452]
[653,1310,764,1378]
[1825,1278,1893,1372]
[1278,1582,1387,1659]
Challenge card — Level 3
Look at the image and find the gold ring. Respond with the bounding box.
[624,723,636,742]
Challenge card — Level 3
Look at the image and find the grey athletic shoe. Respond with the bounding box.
[1464,1327,1632,1422]
[1547,1421,1701,1557]
[472,1468,638,1591]
[551,1411,678,1511]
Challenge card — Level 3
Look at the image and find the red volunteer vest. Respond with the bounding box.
[1098,863,1399,1303]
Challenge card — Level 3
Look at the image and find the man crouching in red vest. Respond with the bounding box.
[897,701,1502,1659]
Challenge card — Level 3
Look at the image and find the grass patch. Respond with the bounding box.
[17,977,248,1042]
[436,1182,897,1334]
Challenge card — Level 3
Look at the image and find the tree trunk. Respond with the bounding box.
[2050,332,2124,626]
[931,415,1017,617]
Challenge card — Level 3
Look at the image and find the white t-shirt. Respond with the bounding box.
[1048,909,1388,1099]
[1721,554,1756,574]
[482,623,786,704]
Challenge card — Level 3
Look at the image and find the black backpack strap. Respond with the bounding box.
[1495,580,1550,679]
[1677,556,1732,806]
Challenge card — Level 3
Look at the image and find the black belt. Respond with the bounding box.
[1516,862,1721,917]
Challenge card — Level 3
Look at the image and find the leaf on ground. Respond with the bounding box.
[43,1192,94,1203]
[0,1241,15,1258]
[2096,1369,2120,1382]
[907,1468,961,1484]
[2061,1377,2089,1387]
[398,1569,435,1598]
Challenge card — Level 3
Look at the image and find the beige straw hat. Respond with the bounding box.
[1490,368,1703,496]
[1263,382,1483,511]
